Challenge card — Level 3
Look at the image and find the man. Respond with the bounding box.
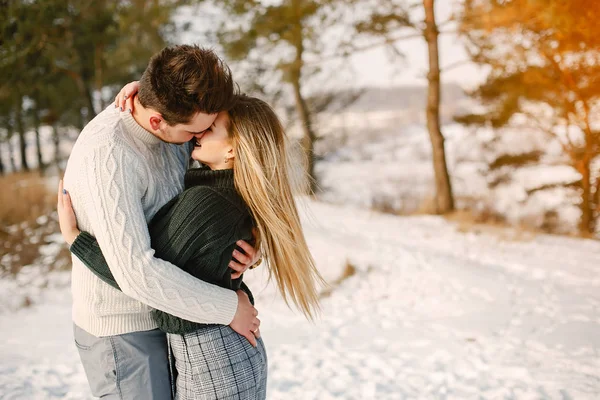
[61,45,261,399]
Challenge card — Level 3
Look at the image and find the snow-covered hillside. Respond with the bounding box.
[1,199,598,399]
[314,111,584,235]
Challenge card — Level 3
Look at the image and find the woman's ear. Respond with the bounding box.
[227,146,235,160]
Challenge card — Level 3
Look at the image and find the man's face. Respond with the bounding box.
[157,112,218,144]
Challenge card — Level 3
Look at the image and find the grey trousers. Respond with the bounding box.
[73,324,172,400]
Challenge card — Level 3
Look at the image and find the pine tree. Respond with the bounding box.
[458,0,600,234]
[0,0,190,173]
[215,0,344,195]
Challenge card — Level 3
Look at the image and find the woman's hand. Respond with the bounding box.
[57,180,81,246]
[114,81,140,113]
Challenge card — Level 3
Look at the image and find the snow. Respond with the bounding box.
[1,199,599,399]
[0,219,69,314]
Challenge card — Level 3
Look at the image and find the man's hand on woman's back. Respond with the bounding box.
[230,290,261,347]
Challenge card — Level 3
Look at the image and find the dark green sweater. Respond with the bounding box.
[70,167,255,334]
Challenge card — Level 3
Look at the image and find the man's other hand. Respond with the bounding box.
[229,290,260,347]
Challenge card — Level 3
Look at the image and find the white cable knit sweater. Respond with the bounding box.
[63,106,238,337]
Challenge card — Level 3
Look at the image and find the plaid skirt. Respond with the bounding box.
[168,325,268,400]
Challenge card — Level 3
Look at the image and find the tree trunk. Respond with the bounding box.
[53,123,62,173]
[95,44,105,110]
[593,176,600,230]
[423,0,454,213]
[15,98,29,172]
[577,109,597,235]
[33,106,45,174]
[60,68,97,122]
[83,81,97,122]
[0,140,4,176]
[290,12,318,195]
[577,159,594,235]
[77,107,86,131]
[7,131,16,173]
[291,77,317,195]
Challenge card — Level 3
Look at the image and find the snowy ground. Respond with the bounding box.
[1,199,599,399]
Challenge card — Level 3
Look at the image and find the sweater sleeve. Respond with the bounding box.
[75,144,238,325]
[70,231,121,290]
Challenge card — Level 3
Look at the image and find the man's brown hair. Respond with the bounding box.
[138,45,236,125]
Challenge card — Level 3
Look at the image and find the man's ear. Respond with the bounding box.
[149,114,164,131]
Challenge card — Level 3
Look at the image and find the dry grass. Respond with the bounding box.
[0,172,64,276]
[371,196,402,215]
[0,172,55,226]
[371,194,428,216]
[445,209,538,242]
[320,259,358,299]
[413,195,438,215]
[370,194,580,241]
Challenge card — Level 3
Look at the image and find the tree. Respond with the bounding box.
[0,0,189,173]
[216,0,345,194]
[352,0,455,213]
[14,95,28,171]
[38,0,184,119]
[0,109,17,174]
[423,0,454,213]
[458,0,600,235]
[0,87,18,173]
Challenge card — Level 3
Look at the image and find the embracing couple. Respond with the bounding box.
[57,45,323,399]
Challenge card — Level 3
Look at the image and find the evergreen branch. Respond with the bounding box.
[440,59,470,73]
[305,30,427,66]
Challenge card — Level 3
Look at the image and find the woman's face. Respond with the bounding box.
[191,111,234,170]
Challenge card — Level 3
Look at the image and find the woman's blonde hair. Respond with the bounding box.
[228,95,324,320]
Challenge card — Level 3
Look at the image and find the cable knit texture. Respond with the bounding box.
[70,167,255,334]
[63,106,238,337]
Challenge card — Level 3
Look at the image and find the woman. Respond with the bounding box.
[58,94,324,399]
